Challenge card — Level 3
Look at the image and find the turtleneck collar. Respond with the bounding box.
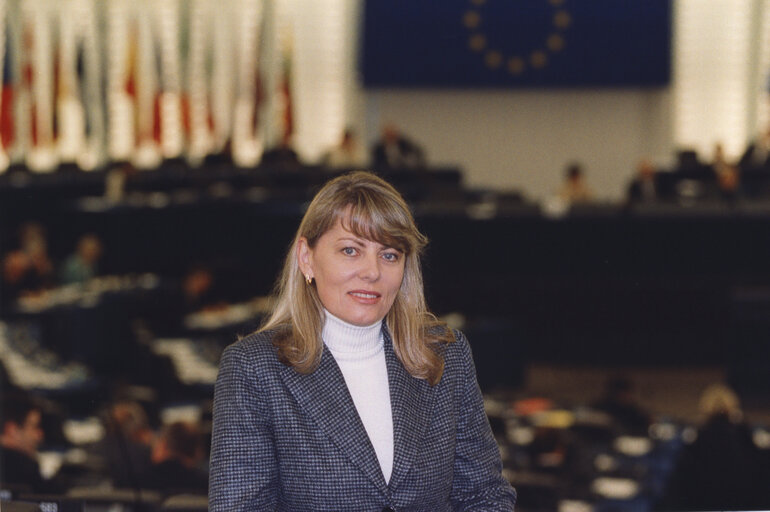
[322,309,384,361]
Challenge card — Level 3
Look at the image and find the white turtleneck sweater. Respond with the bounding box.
[322,310,394,483]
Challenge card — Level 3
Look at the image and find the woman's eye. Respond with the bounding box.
[382,252,400,262]
[342,247,357,256]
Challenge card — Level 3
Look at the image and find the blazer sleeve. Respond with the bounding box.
[209,341,279,511]
[449,331,517,511]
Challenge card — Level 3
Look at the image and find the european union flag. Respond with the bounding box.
[362,0,671,88]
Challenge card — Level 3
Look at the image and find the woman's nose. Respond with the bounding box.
[358,253,381,281]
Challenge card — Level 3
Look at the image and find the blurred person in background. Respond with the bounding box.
[1,222,54,305]
[143,421,208,494]
[322,127,367,168]
[626,158,659,204]
[147,264,227,336]
[0,393,48,492]
[591,376,651,436]
[59,234,103,285]
[261,136,302,169]
[557,162,594,204]
[712,142,732,176]
[99,400,154,489]
[716,163,742,203]
[657,383,767,510]
[371,122,426,169]
[181,264,224,313]
[738,127,770,172]
[712,143,743,203]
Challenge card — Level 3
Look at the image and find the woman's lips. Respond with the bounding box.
[348,290,381,303]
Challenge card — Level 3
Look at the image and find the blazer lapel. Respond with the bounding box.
[383,328,435,491]
[279,347,388,494]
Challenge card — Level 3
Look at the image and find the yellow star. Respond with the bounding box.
[485,50,503,68]
[547,34,565,52]
[463,11,481,29]
[530,51,548,68]
[507,57,526,75]
[554,10,571,29]
[468,34,487,52]
[464,0,571,76]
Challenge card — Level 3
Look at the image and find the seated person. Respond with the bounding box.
[371,122,425,169]
[557,163,594,205]
[59,234,103,285]
[658,384,766,510]
[143,421,208,494]
[626,158,659,204]
[181,265,225,313]
[321,128,366,168]
[592,376,650,435]
[2,222,54,306]
[146,265,227,336]
[712,143,743,202]
[0,394,49,492]
[99,400,154,489]
[261,137,301,169]
[717,164,742,202]
[738,127,770,172]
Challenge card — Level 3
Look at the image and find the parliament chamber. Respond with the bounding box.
[4,0,770,509]
[3,161,770,511]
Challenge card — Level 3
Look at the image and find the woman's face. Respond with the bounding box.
[298,219,405,326]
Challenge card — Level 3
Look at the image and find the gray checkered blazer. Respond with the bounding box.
[209,326,516,511]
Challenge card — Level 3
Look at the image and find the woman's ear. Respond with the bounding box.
[296,237,313,278]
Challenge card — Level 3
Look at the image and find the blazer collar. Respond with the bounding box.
[278,325,435,494]
[382,327,435,491]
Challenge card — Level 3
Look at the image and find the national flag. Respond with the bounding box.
[1,21,14,151]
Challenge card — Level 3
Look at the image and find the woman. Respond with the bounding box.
[209,171,516,511]
[658,384,767,510]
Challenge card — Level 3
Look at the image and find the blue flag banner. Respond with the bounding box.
[362,0,671,88]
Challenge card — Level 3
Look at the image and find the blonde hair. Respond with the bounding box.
[259,171,453,385]
[699,383,742,422]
